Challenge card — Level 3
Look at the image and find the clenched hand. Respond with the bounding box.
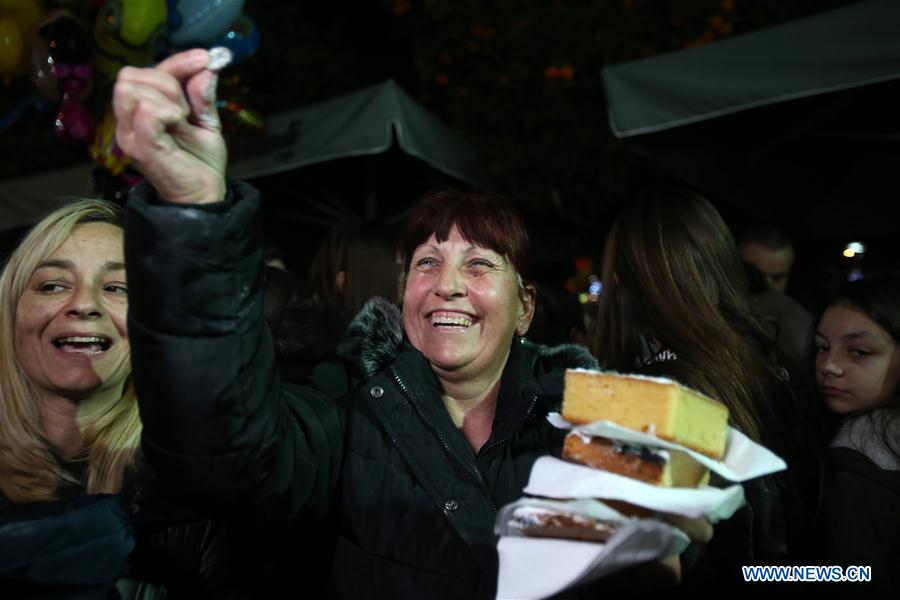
[113,49,227,205]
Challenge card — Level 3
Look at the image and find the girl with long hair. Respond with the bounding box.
[814,276,900,594]
[593,187,825,583]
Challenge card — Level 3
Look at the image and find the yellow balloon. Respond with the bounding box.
[0,18,23,81]
[90,107,131,175]
[0,0,41,32]
[94,0,167,78]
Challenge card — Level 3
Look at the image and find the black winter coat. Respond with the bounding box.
[0,457,278,599]
[821,412,900,595]
[124,182,599,599]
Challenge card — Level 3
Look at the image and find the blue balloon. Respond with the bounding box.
[167,0,244,47]
[208,12,258,65]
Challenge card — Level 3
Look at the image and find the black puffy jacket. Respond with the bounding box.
[124,182,599,599]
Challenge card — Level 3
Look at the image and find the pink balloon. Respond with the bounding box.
[54,99,95,146]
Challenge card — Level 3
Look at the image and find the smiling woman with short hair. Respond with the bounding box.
[113,47,720,599]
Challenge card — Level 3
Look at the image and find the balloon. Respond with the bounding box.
[29,10,96,146]
[217,98,263,132]
[93,0,167,78]
[214,72,263,133]
[0,0,43,82]
[0,18,23,84]
[209,11,258,65]
[53,59,96,146]
[167,0,244,47]
[39,9,91,63]
[30,37,60,103]
[90,107,131,175]
[35,10,94,102]
[54,99,95,146]
[0,0,41,31]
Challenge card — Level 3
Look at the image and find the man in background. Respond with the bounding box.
[739,225,812,368]
[739,225,796,294]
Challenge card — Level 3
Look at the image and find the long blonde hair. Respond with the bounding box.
[0,199,141,502]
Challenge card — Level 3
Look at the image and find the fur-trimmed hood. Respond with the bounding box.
[341,297,598,378]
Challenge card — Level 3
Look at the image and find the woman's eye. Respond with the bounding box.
[105,284,128,295]
[468,258,495,269]
[415,257,438,268]
[38,282,67,293]
[849,348,871,357]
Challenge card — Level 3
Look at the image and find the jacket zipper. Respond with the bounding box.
[478,393,540,458]
[390,367,498,512]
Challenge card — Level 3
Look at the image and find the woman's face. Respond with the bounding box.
[403,225,534,382]
[15,223,131,402]
[815,304,900,414]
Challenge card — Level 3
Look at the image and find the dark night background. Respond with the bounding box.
[1,0,894,305]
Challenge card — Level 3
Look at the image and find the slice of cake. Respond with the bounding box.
[563,432,710,488]
[507,505,619,543]
[562,370,729,459]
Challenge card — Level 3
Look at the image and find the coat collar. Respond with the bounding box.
[343,297,599,463]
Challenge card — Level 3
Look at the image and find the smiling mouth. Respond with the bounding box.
[52,336,112,354]
[430,312,475,328]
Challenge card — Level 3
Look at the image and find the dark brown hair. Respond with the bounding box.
[306,221,401,317]
[816,275,900,459]
[593,187,785,442]
[400,189,532,285]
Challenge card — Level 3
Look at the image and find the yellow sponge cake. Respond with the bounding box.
[562,370,729,459]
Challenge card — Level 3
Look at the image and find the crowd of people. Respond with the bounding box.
[1,48,897,598]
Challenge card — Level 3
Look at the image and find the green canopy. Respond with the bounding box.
[227,79,489,188]
[604,0,900,138]
[601,0,900,238]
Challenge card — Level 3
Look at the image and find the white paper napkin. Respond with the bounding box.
[495,499,690,600]
[523,456,745,520]
[547,413,786,481]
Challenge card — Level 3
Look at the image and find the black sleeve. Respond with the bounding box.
[125,181,344,522]
[822,448,900,590]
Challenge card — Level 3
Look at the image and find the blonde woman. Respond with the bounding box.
[0,199,138,504]
[0,200,255,597]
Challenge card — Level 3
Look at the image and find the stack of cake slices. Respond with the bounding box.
[506,369,729,540]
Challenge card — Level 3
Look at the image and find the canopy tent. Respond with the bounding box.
[601,0,900,239]
[229,80,488,224]
[229,79,488,186]
[220,79,491,271]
